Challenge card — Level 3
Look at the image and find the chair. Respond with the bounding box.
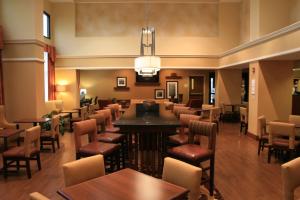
[220,103,234,122]
[268,122,298,163]
[93,96,98,105]
[281,157,300,200]
[74,119,120,170]
[70,106,88,132]
[162,157,202,200]
[0,105,17,129]
[257,115,269,155]
[89,113,125,167]
[289,115,300,136]
[96,109,120,133]
[2,126,41,179]
[40,115,60,153]
[29,192,50,200]
[173,106,191,118]
[107,103,121,121]
[201,104,213,119]
[88,104,98,115]
[168,114,201,146]
[240,107,248,134]
[63,154,105,187]
[200,107,221,132]
[168,120,217,196]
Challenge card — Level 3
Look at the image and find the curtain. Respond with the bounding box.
[45,45,56,100]
[0,26,4,105]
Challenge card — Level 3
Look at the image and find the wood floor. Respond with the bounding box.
[0,122,297,200]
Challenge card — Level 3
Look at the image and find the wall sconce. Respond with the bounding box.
[56,85,67,92]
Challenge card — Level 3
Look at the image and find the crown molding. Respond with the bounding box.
[2,58,44,63]
[4,39,45,47]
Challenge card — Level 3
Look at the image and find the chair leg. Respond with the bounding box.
[240,123,243,133]
[257,140,261,155]
[52,138,56,153]
[268,147,272,163]
[245,123,248,135]
[209,157,215,196]
[56,135,60,149]
[25,159,31,179]
[37,153,41,170]
[16,160,20,171]
[116,151,120,171]
[3,157,8,179]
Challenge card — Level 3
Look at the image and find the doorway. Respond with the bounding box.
[189,76,204,105]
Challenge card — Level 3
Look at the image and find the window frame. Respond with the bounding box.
[43,11,51,39]
[208,72,215,105]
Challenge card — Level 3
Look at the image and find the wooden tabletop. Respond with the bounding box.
[61,110,79,113]
[0,129,24,138]
[57,168,189,200]
[14,118,51,124]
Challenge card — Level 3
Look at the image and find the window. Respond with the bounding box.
[43,12,50,38]
[209,72,215,104]
[44,52,49,101]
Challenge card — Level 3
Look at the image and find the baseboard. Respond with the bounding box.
[246,131,258,140]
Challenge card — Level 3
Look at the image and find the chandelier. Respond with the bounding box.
[134,27,161,77]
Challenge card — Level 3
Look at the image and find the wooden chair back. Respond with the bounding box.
[73,119,97,152]
[24,126,41,157]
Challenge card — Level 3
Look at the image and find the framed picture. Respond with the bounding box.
[166,81,178,99]
[117,77,127,87]
[155,89,165,99]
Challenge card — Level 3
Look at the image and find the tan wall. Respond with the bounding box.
[3,61,45,121]
[240,0,250,44]
[215,69,242,107]
[55,69,80,110]
[52,2,241,58]
[259,0,300,37]
[248,61,293,135]
[78,69,210,105]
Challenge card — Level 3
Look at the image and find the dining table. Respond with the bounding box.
[0,129,24,150]
[114,103,180,176]
[57,168,189,200]
[14,117,51,127]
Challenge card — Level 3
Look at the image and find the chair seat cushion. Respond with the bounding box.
[41,131,53,138]
[168,144,213,162]
[79,142,120,156]
[3,146,39,158]
[261,134,269,141]
[273,139,300,148]
[105,127,120,133]
[97,133,124,143]
[168,134,188,145]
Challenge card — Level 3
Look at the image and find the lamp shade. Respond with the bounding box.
[56,85,66,92]
[134,56,161,77]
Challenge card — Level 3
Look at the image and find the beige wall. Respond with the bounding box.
[215,69,242,107]
[248,61,293,135]
[55,69,80,110]
[78,69,210,105]
[259,0,300,37]
[53,2,241,59]
[240,0,250,44]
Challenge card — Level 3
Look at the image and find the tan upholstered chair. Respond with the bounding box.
[168,120,217,196]
[163,157,202,200]
[289,115,300,136]
[168,114,201,146]
[201,104,213,119]
[2,126,41,179]
[173,106,191,118]
[96,109,120,133]
[107,104,121,121]
[70,106,88,132]
[40,115,60,153]
[240,107,248,134]
[29,192,50,200]
[88,104,98,116]
[89,113,125,167]
[63,155,105,187]
[282,157,300,200]
[74,119,120,170]
[257,115,269,155]
[0,105,17,129]
[268,122,298,163]
[201,107,221,132]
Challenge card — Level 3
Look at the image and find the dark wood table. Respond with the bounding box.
[114,103,180,176]
[14,118,51,126]
[57,168,188,200]
[0,129,24,150]
[61,110,78,119]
